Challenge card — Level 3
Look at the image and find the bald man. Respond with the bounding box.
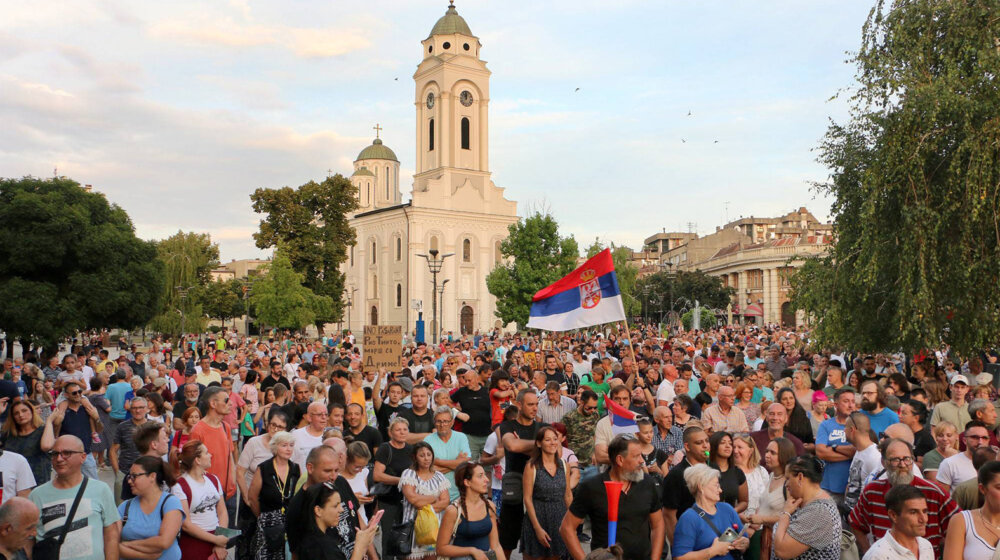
[28,436,120,559]
[0,497,38,560]
[844,412,881,510]
[290,402,328,472]
[750,402,805,458]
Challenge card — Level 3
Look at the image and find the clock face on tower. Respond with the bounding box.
[460,90,473,107]
[426,92,435,109]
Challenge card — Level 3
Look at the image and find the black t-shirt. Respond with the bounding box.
[661,458,697,518]
[570,471,661,560]
[711,463,747,508]
[373,442,413,504]
[280,401,309,428]
[914,427,935,458]
[544,371,566,385]
[452,385,491,437]
[375,401,402,440]
[297,530,347,560]
[399,407,434,435]
[260,374,291,393]
[347,425,383,458]
[498,419,545,473]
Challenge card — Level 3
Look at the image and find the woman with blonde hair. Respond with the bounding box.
[671,463,750,560]
[1,398,51,484]
[922,420,959,482]
[733,433,769,560]
[923,379,948,408]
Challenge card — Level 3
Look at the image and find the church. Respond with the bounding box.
[339,3,518,338]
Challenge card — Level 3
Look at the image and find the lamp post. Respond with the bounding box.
[345,287,356,333]
[175,285,190,337]
[659,262,675,328]
[437,279,450,342]
[642,284,651,325]
[416,249,454,344]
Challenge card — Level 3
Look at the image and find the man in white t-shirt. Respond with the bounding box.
[936,420,988,489]
[291,402,328,472]
[0,450,35,505]
[845,412,882,510]
[655,378,676,407]
[862,485,934,560]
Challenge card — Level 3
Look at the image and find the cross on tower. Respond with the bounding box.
[327,169,333,178]
[373,123,382,139]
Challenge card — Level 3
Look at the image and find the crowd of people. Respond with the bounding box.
[0,324,999,560]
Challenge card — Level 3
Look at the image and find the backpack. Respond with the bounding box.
[177,474,222,510]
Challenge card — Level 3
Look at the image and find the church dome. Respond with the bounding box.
[351,166,374,177]
[428,4,473,38]
[356,138,398,162]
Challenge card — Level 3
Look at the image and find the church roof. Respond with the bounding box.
[428,4,474,38]
[351,166,374,177]
[356,138,398,162]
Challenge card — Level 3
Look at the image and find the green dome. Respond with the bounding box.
[356,138,398,162]
[351,166,374,177]
[428,5,473,38]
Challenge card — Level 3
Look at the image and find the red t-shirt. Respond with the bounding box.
[189,420,236,498]
[489,388,512,427]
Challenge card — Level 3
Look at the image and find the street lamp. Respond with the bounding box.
[437,279,450,342]
[642,284,651,325]
[175,285,190,337]
[344,287,356,334]
[659,262,675,327]
[416,249,454,344]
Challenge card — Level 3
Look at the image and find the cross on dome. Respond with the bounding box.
[373,123,382,139]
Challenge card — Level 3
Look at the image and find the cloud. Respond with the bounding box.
[149,17,371,58]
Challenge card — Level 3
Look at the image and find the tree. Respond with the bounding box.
[487,212,579,328]
[682,306,718,330]
[250,249,334,330]
[585,238,639,318]
[790,0,1000,354]
[195,278,245,329]
[0,176,163,356]
[147,231,220,336]
[637,269,734,322]
[251,175,358,330]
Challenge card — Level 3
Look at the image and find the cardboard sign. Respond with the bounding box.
[363,325,402,372]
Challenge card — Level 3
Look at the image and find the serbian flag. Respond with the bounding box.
[604,394,639,437]
[526,249,626,331]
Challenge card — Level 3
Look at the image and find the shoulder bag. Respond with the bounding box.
[692,504,743,560]
[369,443,396,497]
[33,477,88,559]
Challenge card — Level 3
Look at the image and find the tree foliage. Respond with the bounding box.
[789,0,1000,354]
[637,269,735,321]
[148,231,220,336]
[251,175,358,328]
[0,176,163,350]
[682,306,718,330]
[195,278,245,327]
[585,239,640,317]
[487,212,579,328]
[250,249,333,330]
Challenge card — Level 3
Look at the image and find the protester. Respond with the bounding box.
[424,406,471,501]
[733,434,769,560]
[436,461,505,560]
[118,456,184,560]
[247,431,299,559]
[521,426,571,560]
[0,497,38,560]
[750,403,805,457]
[936,420,989,489]
[708,430,748,511]
[373,416,414,557]
[943,460,1000,557]
[113,396,148,500]
[815,387,855,504]
[771,455,842,560]
[1,399,51,485]
[661,426,711,540]
[671,463,750,560]
[861,485,934,560]
[296,481,378,560]
[172,440,229,560]
[47,384,103,479]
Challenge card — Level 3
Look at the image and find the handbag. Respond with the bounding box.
[33,477,87,559]
[840,529,860,560]
[500,471,523,504]
[370,443,396,498]
[414,504,439,546]
[387,519,414,557]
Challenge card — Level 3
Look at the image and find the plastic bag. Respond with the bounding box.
[414,505,439,546]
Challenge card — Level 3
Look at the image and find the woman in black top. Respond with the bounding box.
[248,431,301,560]
[373,416,414,557]
[708,431,748,513]
[776,388,816,452]
[298,482,378,560]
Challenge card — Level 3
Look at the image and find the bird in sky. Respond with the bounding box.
[681,139,687,143]
[394,77,398,81]
[714,140,719,144]
[575,87,580,92]
[687,110,692,116]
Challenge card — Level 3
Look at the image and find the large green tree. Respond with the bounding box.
[584,239,640,318]
[0,176,163,355]
[637,269,734,322]
[195,278,245,329]
[251,175,358,330]
[790,0,1000,354]
[148,231,220,336]
[487,212,579,328]
[250,250,333,330]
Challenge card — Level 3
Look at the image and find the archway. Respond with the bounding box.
[460,306,474,334]
[780,301,795,327]
[370,306,378,326]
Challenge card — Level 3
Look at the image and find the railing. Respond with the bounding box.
[695,243,829,272]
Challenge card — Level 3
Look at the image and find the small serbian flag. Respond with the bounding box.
[526,248,626,331]
[604,394,639,437]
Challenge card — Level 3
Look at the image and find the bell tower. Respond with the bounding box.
[414,2,490,185]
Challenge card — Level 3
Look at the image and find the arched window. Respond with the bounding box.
[462,238,471,262]
[396,284,402,307]
[461,117,470,150]
[429,119,435,151]
[385,165,389,198]
[371,274,378,298]
[395,237,402,261]
[350,245,354,266]
[371,240,377,264]
[494,241,502,264]
[430,236,439,252]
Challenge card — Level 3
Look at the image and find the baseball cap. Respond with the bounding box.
[397,377,414,392]
[951,374,970,386]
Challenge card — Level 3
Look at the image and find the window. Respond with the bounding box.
[462,238,471,262]
[371,241,377,264]
[395,237,402,261]
[371,274,378,298]
[461,117,470,150]
[494,241,502,264]
[396,284,402,307]
[748,270,764,289]
[350,245,354,266]
[385,166,389,196]
[429,119,435,151]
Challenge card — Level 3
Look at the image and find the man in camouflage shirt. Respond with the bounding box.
[563,388,601,477]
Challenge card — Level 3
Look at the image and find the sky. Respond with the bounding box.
[0,0,876,260]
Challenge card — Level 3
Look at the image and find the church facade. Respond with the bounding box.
[340,4,518,337]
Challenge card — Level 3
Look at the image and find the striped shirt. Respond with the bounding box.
[848,476,959,557]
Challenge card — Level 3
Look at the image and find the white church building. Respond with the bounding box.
[340,3,518,337]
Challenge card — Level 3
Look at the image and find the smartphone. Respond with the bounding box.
[719,527,740,543]
[369,509,385,526]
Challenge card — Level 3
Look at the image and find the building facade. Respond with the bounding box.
[339,4,518,337]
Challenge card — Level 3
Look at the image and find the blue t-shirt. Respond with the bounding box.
[423,431,471,500]
[816,417,850,493]
[117,493,185,560]
[672,502,743,560]
[106,382,132,420]
[863,408,899,437]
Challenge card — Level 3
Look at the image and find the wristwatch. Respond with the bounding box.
[832,444,838,453]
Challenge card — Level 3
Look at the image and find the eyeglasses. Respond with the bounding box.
[125,471,153,481]
[66,390,81,396]
[48,450,86,460]
[583,405,598,412]
[268,423,287,430]
[887,456,914,465]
